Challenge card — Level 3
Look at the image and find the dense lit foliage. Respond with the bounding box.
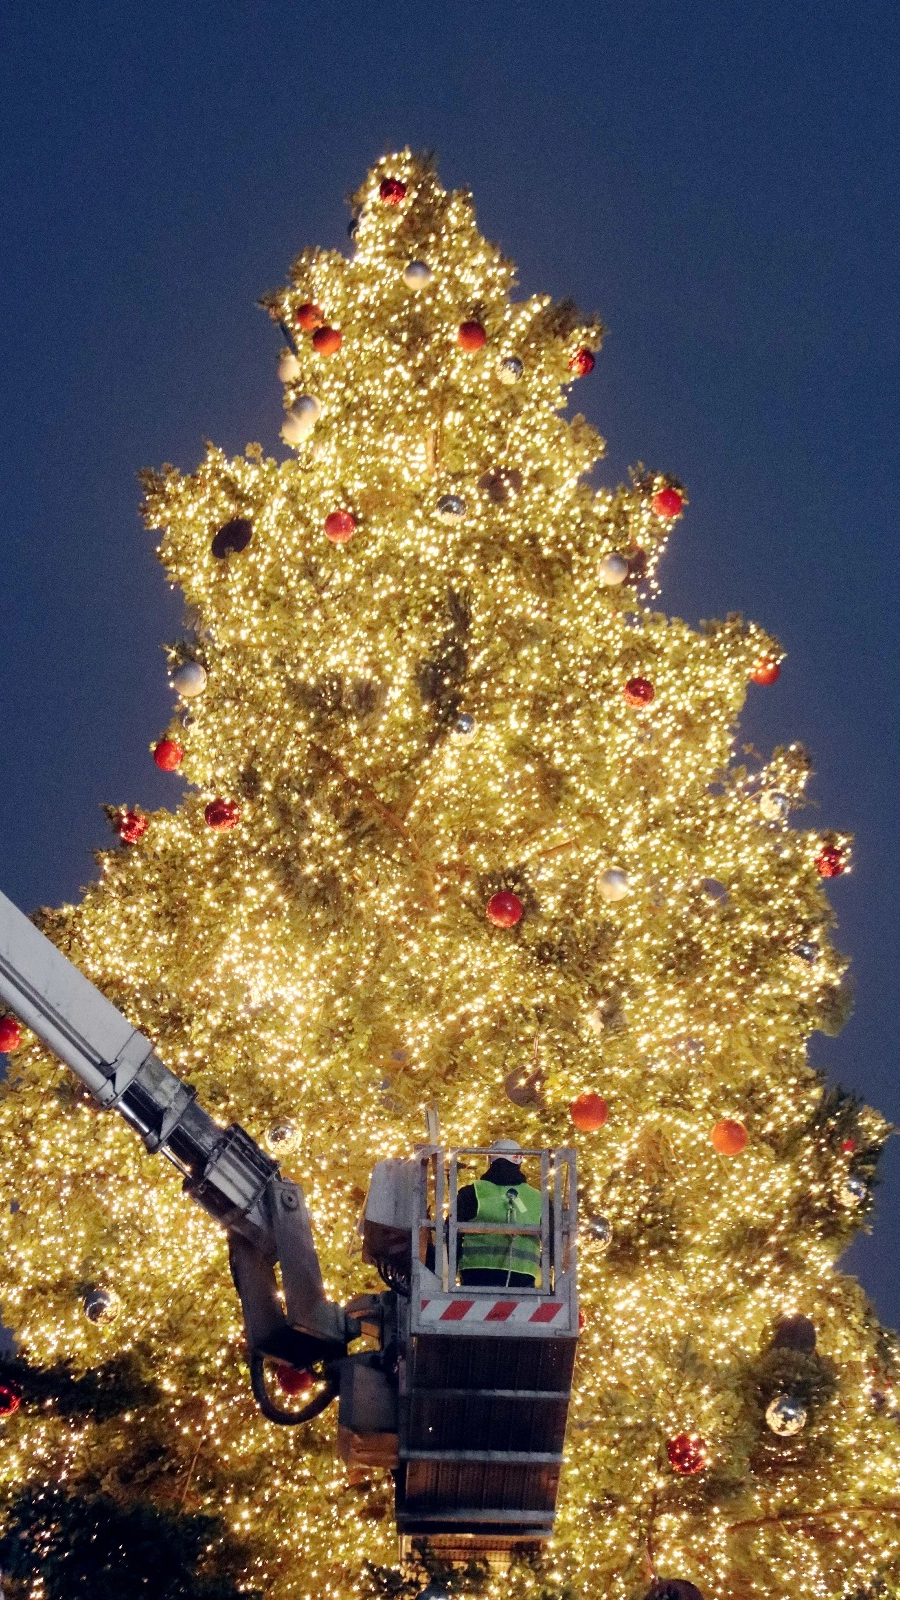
[0,152,897,1599]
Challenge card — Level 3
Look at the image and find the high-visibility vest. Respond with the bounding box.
[459,1179,542,1279]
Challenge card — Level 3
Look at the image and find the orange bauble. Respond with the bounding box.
[295,302,324,332]
[0,1018,22,1054]
[751,656,781,685]
[312,325,342,356]
[711,1118,748,1155]
[324,510,357,544]
[457,320,487,351]
[569,1091,609,1132]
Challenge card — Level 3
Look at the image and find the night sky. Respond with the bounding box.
[1,3,898,1321]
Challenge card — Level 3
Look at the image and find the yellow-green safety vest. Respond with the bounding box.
[459,1179,542,1279]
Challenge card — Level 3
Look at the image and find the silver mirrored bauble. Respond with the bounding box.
[452,712,476,741]
[83,1288,120,1325]
[701,877,728,902]
[504,1067,544,1107]
[765,1392,807,1436]
[583,1215,613,1249]
[598,868,630,903]
[170,660,207,699]
[403,259,433,287]
[792,940,820,963]
[759,789,790,822]
[598,552,629,586]
[281,395,321,443]
[840,1174,868,1208]
[267,1120,298,1152]
[497,355,524,385]
[437,494,467,523]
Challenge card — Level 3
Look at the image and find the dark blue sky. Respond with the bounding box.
[1,2,898,1320]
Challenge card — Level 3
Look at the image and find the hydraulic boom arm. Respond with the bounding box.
[0,887,349,1422]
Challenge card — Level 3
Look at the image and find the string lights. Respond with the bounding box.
[0,150,895,1600]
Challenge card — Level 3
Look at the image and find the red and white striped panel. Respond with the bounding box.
[418,1297,567,1326]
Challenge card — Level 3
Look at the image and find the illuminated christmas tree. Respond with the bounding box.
[1,151,899,1600]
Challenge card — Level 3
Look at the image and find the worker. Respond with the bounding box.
[457,1138,543,1287]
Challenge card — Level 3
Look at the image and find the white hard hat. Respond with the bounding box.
[489,1138,523,1163]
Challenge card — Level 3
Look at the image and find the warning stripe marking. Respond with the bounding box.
[418,1298,566,1325]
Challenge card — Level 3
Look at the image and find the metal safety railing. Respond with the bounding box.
[412,1146,577,1296]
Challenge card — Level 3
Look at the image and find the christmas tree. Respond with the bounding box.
[1,150,899,1600]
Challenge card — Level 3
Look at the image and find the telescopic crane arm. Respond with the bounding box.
[0,887,349,1421]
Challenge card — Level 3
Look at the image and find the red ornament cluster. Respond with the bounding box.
[651,485,684,520]
[295,302,324,332]
[568,347,595,377]
[751,657,781,686]
[486,891,523,928]
[666,1433,708,1475]
[0,1382,21,1417]
[569,1091,609,1132]
[815,844,846,879]
[379,177,407,205]
[623,677,655,707]
[118,811,148,845]
[457,320,487,352]
[312,325,342,356]
[205,799,241,831]
[153,739,184,772]
[324,510,357,544]
[0,1018,22,1054]
[273,1363,314,1396]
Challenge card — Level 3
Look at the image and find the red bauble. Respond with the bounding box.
[457,320,487,352]
[651,486,684,519]
[0,1018,22,1054]
[272,1362,314,1396]
[666,1433,708,1475]
[153,739,184,772]
[751,657,781,686]
[486,891,523,928]
[842,1137,857,1153]
[119,811,148,844]
[295,302,324,332]
[569,1091,609,1132]
[379,177,407,205]
[623,677,655,707]
[205,798,241,831]
[0,1383,21,1417]
[312,325,342,356]
[816,844,846,879]
[568,347,595,377]
[324,510,357,544]
[711,1118,748,1156]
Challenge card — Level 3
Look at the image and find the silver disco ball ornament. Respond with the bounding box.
[598,552,629,586]
[82,1287,120,1325]
[403,259,433,288]
[452,712,476,741]
[840,1173,868,1208]
[760,790,790,822]
[583,1215,613,1250]
[765,1392,807,1436]
[170,660,207,700]
[437,494,467,524]
[598,867,630,903]
[267,1120,298,1153]
[497,355,524,385]
[281,394,321,443]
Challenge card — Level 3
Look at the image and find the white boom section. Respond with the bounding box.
[0,888,155,1107]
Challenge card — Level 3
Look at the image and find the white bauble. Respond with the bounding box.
[278,350,302,383]
[598,553,629,586]
[586,1006,605,1035]
[403,259,433,288]
[760,790,790,822]
[281,395,321,443]
[170,661,207,699]
[598,868,630,903]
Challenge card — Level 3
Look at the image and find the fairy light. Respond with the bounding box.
[0,149,894,1600]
